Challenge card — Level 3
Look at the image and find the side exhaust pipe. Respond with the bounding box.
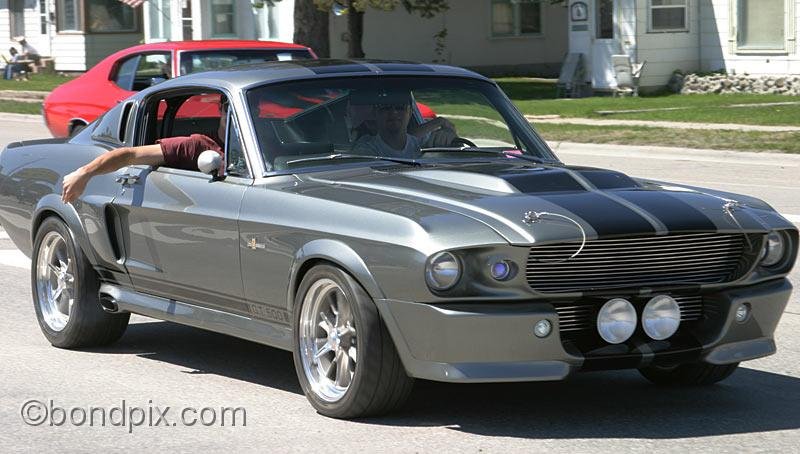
[98,292,120,313]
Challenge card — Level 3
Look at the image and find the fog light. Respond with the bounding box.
[735,303,751,323]
[489,260,512,280]
[597,298,637,344]
[642,295,681,340]
[534,319,552,338]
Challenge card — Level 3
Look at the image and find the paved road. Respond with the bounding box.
[1,119,799,452]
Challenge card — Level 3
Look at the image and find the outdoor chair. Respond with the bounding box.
[612,55,646,97]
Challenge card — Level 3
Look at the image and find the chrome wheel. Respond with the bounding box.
[299,278,358,402]
[35,231,75,332]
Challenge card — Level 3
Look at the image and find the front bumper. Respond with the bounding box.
[375,279,792,383]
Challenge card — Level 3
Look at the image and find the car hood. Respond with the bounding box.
[300,161,784,245]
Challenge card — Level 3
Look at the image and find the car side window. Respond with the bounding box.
[132,53,171,91]
[113,53,171,92]
[226,112,249,177]
[113,56,139,91]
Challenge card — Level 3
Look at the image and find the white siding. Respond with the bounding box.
[635,0,701,88]
[0,0,55,57]
[53,33,86,71]
[700,0,800,75]
[330,2,568,75]
[52,34,86,71]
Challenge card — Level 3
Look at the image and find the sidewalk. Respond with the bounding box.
[527,115,800,133]
[546,140,800,165]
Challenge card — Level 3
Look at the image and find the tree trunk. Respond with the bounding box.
[293,0,330,58]
[346,1,365,58]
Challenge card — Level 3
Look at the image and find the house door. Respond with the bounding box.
[591,0,622,90]
[35,0,54,56]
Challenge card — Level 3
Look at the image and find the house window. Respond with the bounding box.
[649,0,688,32]
[40,0,49,35]
[148,0,172,41]
[736,0,786,51]
[211,0,236,37]
[57,0,83,32]
[491,0,542,37]
[87,0,138,33]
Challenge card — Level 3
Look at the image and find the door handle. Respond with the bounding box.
[115,174,139,185]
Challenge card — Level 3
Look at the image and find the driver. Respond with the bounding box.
[61,97,228,204]
[353,90,420,158]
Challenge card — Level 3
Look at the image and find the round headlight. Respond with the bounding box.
[761,231,786,267]
[642,295,681,340]
[597,298,637,344]
[425,252,461,291]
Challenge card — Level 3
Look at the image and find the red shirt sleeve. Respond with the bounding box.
[157,134,223,171]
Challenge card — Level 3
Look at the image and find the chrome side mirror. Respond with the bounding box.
[197,150,222,175]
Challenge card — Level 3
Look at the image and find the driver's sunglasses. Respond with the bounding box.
[375,104,408,113]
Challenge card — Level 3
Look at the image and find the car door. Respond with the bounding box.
[112,91,251,315]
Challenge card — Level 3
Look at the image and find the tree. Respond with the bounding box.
[293,0,331,57]
[314,0,449,58]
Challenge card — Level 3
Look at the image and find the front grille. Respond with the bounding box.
[555,295,704,336]
[526,233,754,293]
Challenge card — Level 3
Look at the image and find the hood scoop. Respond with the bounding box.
[398,166,640,195]
[400,169,519,194]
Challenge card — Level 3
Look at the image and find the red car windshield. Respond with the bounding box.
[179,49,314,75]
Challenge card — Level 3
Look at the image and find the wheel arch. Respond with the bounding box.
[67,118,89,136]
[287,239,384,312]
[32,195,97,265]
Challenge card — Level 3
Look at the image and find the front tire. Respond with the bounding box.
[292,264,413,418]
[32,217,129,348]
[638,362,739,386]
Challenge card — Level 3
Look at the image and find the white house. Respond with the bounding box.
[1,0,142,72]
[567,0,800,90]
[329,1,569,76]
[142,0,295,44]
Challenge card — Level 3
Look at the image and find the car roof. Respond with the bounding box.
[148,59,492,93]
[117,40,312,53]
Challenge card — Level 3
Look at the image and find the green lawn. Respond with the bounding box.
[0,73,74,92]
[0,100,42,115]
[497,78,800,127]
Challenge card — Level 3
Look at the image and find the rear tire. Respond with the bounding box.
[32,217,129,348]
[638,362,739,386]
[292,264,413,418]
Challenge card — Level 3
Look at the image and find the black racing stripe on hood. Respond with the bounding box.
[538,192,656,236]
[613,190,718,232]
[575,169,640,190]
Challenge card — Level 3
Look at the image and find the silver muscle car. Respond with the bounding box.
[0,60,796,418]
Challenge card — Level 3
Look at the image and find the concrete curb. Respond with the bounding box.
[0,90,47,100]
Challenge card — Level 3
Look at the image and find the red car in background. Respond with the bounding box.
[43,40,316,137]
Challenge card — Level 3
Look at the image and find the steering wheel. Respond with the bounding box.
[450,137,477,148]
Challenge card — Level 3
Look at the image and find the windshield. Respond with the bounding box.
[246,77,553,171]
[179,49,314,75]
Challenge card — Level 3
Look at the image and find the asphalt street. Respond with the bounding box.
[1,118,799,452]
